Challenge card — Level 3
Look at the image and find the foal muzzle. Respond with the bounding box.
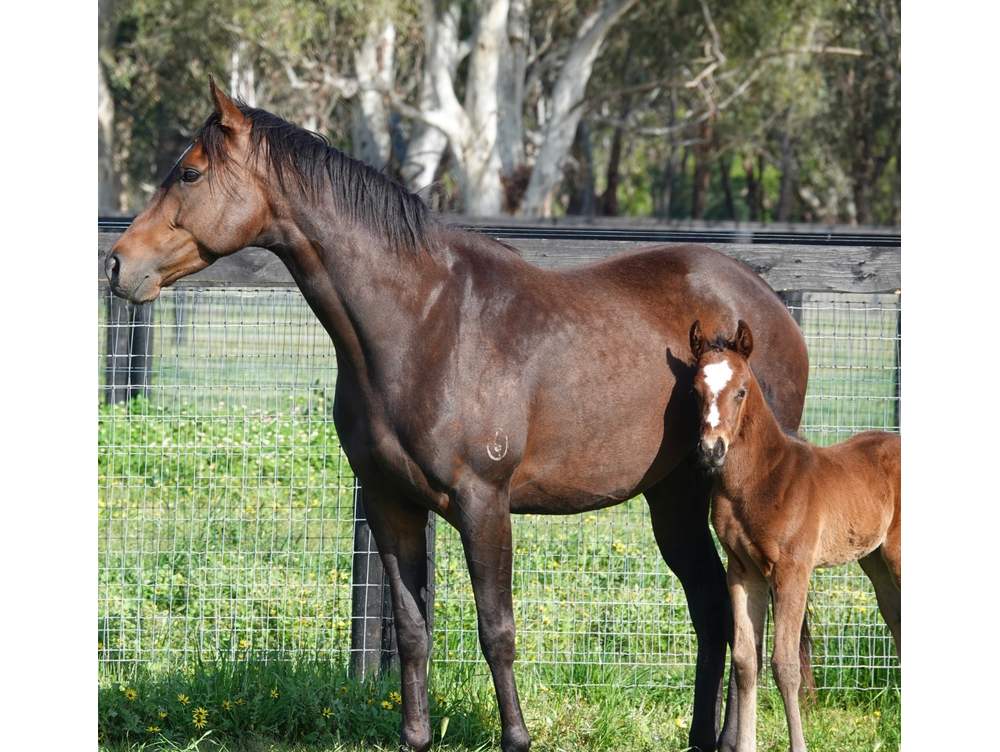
[697,437,727,471]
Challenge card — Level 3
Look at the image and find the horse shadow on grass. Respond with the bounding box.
[97,658,498,750]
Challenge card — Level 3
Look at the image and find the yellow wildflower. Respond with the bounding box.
[192,706,209,729]
[675,717,688,729]
[380,700,393,710]
[235,698,245,706]
[158,710,168,720]
[238,638,251,650]
[339,686,348,695]
[123,687,138,702]
[177,693,190,705]
[146,725,161,734]
[388,691,402,705]
[222,699,232,711]
[270,687,280,699]
[321,706,333,718]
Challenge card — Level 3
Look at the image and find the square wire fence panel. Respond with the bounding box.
[98,286,900,692]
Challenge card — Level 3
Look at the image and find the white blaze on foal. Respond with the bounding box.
[702,360,733,428]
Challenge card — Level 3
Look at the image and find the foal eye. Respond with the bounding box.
[734,389,747,401]
[180,168,201,183]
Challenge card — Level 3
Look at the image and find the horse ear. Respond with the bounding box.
[209,76,248,132]
[690,320,705,360]
[734,319,754,359]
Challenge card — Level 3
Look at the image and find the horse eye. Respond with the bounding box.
[735,389,747,401]
[180,168,201,183]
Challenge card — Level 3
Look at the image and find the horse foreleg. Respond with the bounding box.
[362,488,434,752]
[771,565,811,752]
[646,467,731,752]
[452,480,530,752]
[727,556,769,752]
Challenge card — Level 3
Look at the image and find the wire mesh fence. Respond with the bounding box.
[98,285,900,692]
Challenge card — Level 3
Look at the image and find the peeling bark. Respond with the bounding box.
[401,1,462,193]
[352,18,396,168]
[520,0,637,217]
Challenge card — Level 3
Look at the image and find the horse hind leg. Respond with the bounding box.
[360,487,434,752]
[859,548,901,656]
[645,461,732,752]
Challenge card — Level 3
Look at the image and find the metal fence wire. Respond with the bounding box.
[98,286,901,691]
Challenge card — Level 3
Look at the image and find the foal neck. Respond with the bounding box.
[718,373,792,498]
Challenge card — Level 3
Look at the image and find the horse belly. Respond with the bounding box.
[509,387,681,513]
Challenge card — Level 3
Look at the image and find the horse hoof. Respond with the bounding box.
[400,727,432,752]
[501,727,531,752]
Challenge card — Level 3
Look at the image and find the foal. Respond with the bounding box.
[689,320,900,752]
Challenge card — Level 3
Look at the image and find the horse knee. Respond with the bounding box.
[731,640,757,691]
[479,618,516,666]
[771,657,801,692]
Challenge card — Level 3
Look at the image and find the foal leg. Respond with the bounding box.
[859,550,901,656]
[646,464,733,752]
[362,488,434,752]
[451,480,530,752]
[771,565,811,752]
[727,556,769,752]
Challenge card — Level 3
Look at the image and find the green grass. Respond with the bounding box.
[99,288,901,749]
[98,660,900,752]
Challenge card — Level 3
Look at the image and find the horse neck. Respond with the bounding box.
[718,374,792,499]
[263,191,450,397]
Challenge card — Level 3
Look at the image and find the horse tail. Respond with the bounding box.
[799,604,817,701]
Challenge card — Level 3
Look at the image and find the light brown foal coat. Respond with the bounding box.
[691,321,900,752]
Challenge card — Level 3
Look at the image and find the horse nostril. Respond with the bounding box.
[106,252,121,283]
[713,438,726,459]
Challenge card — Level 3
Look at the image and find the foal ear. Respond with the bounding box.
[209,76,248,133]
[734,319,754,359]
[689,320,706,360]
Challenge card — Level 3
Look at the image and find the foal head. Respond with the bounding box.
[689,320,755,470]
[107,79,272,303]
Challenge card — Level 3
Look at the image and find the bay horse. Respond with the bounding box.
[105,80,811,752]
[689,320,901,752]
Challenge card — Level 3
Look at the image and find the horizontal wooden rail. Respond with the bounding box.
[98,229,900,294]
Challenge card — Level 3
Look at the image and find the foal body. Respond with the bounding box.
[690,321,900,752]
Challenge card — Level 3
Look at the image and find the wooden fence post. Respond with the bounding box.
[350,484,385,679]
[104,293,153,404]
[349,484,437,680]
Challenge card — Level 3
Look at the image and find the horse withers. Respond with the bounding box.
[106,79,813,752]
[689,320,901,752]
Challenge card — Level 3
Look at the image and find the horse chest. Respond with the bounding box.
[711,495,781,577]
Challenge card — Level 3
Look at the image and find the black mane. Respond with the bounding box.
[176,103,433,254]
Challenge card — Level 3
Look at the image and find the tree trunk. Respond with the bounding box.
[498,0,528,177]
[691,118,713,220]
[566,119,596,217]
[229,39,257,106]
[718,152,735,220]
[402,1,462,193]
[352,18,396,168]
[98,0,119,215]
[776,125,797,222]
[600,121,625,216]
[743,154,760,221]
[671,146,690,218]
[519,0,637,217]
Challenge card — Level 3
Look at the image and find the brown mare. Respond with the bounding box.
[106,80,811,752]
[689,320,901,752]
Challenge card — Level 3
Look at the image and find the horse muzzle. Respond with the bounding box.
[697,436,728,471]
